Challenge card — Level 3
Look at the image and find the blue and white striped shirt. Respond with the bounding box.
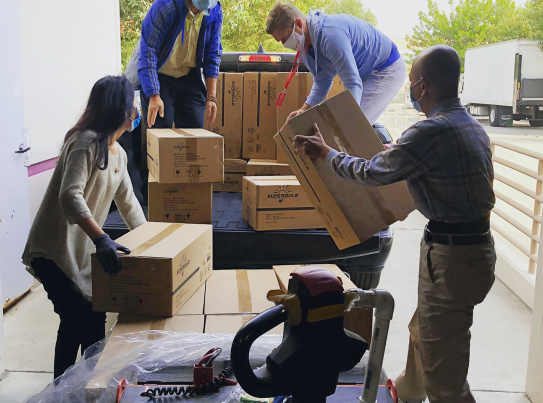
[326,98,495,222]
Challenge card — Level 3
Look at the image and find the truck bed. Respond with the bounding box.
[104,193,392,285]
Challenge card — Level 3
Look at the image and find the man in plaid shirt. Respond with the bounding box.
[294,46,496,403]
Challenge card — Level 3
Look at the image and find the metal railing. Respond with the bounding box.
[490,140,543,276]
[376,104,425,141]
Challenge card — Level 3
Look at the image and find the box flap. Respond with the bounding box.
[205,315,283,335]
[245,176,299,187]
[174,128,223,139]
[205,270,278,315]
[247,159,289,167]
[115,222,212,259]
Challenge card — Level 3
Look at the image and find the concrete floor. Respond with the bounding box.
[0,211,533,402]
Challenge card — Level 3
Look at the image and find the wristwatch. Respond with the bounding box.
[207,95,217,104]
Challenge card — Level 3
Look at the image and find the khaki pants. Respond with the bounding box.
[395,238,496,403]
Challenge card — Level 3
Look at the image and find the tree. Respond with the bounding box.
[325,0,377,26]
[119,0,153,71]
[406,0,521,70]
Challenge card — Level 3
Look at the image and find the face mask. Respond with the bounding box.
[129,107,141,132]
[192,0,216,11]
[410,78,424,112]
[283,21,305,51]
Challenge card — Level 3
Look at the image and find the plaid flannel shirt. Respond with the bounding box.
[326,98,495,222]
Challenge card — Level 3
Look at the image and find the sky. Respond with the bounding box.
[363,0,528,46]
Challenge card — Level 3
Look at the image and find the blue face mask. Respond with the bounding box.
[410,78,424,112]
[129,107,141,132]
[192,0,216,11]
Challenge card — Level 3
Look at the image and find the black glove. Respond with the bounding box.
[93,233,131,275]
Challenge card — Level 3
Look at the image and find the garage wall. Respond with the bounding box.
[19,0,122,167]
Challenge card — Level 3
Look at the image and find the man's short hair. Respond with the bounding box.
[420,46,461,96]
[266,1,304,35]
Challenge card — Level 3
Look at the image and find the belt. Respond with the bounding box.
[424,227,491,246]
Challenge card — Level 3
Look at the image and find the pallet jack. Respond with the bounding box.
[115,266,398,403]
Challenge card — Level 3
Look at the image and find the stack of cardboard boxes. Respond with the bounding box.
[146,128,223,224]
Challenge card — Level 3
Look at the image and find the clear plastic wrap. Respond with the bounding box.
[27,330,386,403]
[28,331,283,403]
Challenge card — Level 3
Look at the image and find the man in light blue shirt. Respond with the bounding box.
[266,1,406,125]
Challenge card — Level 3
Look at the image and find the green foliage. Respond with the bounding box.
[120,0,153,72]
[326,0,377,26]
[406,0,543,70]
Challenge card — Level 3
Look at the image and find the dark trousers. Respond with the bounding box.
[32,258,106,379]
[137,70,206,203]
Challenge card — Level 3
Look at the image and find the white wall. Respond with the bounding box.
[19,0,122,166]
[527,254,543,402]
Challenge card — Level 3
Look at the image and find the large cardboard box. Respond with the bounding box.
[242,176,324,231]
[214,159,247,192]
[276,72,313,130]
[204,270,278,315]
[213,73,243,158]
[327,75,346,99]
[273,264,373,343]
[92,222,213,316]
[148,174,212,224]
[147,128,224,183]
[242,72,278,160]
[274,90,415,250]
[86,314,204,402]
[246,159,292,176]
[205,315,283,335]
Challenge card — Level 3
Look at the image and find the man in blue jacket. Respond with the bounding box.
[266,1,405,125]
[138,0,223,130]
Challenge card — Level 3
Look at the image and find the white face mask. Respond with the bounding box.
[283,21,305,51]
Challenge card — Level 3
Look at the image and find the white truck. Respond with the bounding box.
[461,39,543,127]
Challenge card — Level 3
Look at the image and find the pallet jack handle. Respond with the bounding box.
[345,289,395,403]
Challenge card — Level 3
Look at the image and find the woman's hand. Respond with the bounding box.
[93,234,131,275]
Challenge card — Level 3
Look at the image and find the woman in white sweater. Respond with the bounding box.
[22,75,146,378]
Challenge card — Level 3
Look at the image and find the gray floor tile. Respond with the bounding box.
[0,371,53,403]
[472,390,531,402]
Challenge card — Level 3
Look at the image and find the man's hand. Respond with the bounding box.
[205,100,217,130]
[293,123,333,160]
[287,109,303,122]
[147,94,164,128]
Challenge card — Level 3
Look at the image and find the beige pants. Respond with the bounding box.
[395,238,496,403]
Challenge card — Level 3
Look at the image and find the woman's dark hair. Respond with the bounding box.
[65,75,134,170]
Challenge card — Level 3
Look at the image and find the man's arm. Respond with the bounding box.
[205,77,218,130]
[202,6,223,81]
[294,124,435,187]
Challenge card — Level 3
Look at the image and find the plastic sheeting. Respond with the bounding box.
[28,332,283,403]
[28,331,383,403]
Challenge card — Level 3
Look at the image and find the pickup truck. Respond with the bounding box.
[106,48,394,289]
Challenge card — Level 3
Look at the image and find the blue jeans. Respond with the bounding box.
[359,58,407,125]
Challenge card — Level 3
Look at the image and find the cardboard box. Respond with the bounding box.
[246,159,293,176]
[214,159,247,192]
[274,90,415,250]
[242,72,278,160]
[204,270,278,315]
[242,176,324,231]
[86,314,204,402]
[148,174,212,224]
[276,72,313,130]
[213,73,243,158]
[147,128,224,183]
[273,264,373,343]
[92,222,213,317]
[327,75,346,99]
[205,315,283,335]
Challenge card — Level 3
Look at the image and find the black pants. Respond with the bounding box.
[32,258,106,379]
[137,69,207,203]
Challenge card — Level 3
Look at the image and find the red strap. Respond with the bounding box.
[276,42,310,107]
